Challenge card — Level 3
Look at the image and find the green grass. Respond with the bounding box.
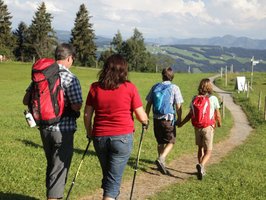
[0,62,232,199]
[150,72,266,200]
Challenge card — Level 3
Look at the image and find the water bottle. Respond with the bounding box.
[24,110,36,128]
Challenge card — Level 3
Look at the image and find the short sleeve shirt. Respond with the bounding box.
[189,95,220,120]
[146,81,184,120]
[86,81,143,136]
[209,95,220,119]
[58,64,83,132]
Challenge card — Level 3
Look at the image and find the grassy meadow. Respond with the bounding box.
[0,62,233,200]
[150,72,266,200]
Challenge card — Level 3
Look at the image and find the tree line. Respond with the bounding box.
[0,1,164,72]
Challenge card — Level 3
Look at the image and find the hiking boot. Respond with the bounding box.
[155,159,167,175]
[196,164,204,180]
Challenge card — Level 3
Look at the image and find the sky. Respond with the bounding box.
[4,0,266,39]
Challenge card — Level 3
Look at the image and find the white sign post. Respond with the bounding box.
[250,56,259,89]
[235,76,247,92]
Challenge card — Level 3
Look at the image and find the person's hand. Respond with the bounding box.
[86,127,93,139]
[142,120,149,130]
[175,120,183,128]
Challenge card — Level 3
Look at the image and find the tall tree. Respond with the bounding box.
[27,2,57,59]
[13,22,30,61]
[122,28,147,71]
[111,30,123,53]
[98,49,112,68]
[0,0,15,57]
[70,4,97,67]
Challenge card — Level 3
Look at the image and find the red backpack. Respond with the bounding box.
[191,95,214,128]
[29,58,65,126]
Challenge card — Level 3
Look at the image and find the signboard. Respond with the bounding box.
[235,76,247,91]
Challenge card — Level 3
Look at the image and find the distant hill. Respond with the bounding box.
[55,30,266,72]
[146,35,266,50]
[146,44,266,73]
[56,30,112,46]
[56,30,266,50]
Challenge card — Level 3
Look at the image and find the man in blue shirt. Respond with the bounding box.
[146,67,183,175]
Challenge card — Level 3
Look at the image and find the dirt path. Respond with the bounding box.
[81,75,253,200]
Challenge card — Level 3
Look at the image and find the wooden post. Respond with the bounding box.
[264,96,266,121]
[225,66,228,87]
[222,96,225,119]
[220,67,223,78]
[246,81,249,98]
[258,91,262,111]
[230,64,234,73]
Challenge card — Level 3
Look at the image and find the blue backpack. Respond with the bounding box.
[152,83,175,115]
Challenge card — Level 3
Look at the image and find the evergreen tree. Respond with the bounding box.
[0,0,15,57]
[98,49,113,68]
[122,28,148,71]
[70,4,97,67]
[111,30,123,53]
[27,2,57,59]
[13,22,30,61]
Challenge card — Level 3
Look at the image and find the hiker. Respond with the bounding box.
[145,67,183,174]
[84,54,148,200]
[178,78,221,180]
[23,43,83,200]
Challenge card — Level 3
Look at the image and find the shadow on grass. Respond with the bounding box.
[127,157,160,173]
[0,192,38,200]
[16,139,97,156]
[18,139,157,172]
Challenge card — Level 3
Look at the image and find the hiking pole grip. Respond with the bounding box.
[66,139,91,200]
[129,125,145,200]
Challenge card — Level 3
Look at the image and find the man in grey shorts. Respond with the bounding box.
[146,67,183,174]
[23,43,83,199]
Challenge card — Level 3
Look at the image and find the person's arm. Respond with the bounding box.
[214,108,222,127]
[65,77,83,113]
[134,106,149,126]
[178,111,192,127]
[84,105,94,138]
[145,101,152,119]
[71,103,82,111]
[23,83,33,105]
[175,103,182,126]
[23,90,31,106]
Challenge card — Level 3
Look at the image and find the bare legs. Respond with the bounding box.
[157,143,174,162]
[197,146,212,167]
[103,197,115,200]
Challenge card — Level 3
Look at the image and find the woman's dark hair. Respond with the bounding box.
[198,78,213,95]
[55,43,76,60]
[162,67,174,81]
[98,54,128,89]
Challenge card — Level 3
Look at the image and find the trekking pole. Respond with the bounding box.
[129,124,147,200]
[66,138,92,200]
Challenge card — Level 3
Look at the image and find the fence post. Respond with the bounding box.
[258,91,262,111]
[246,81,249,98]
[264,96,266,121]
[225,66,228,87]
[222,96,225,119]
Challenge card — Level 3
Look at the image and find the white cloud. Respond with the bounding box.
[4,0,266,39]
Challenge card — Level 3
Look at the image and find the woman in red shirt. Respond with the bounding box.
[84,54,148,200]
